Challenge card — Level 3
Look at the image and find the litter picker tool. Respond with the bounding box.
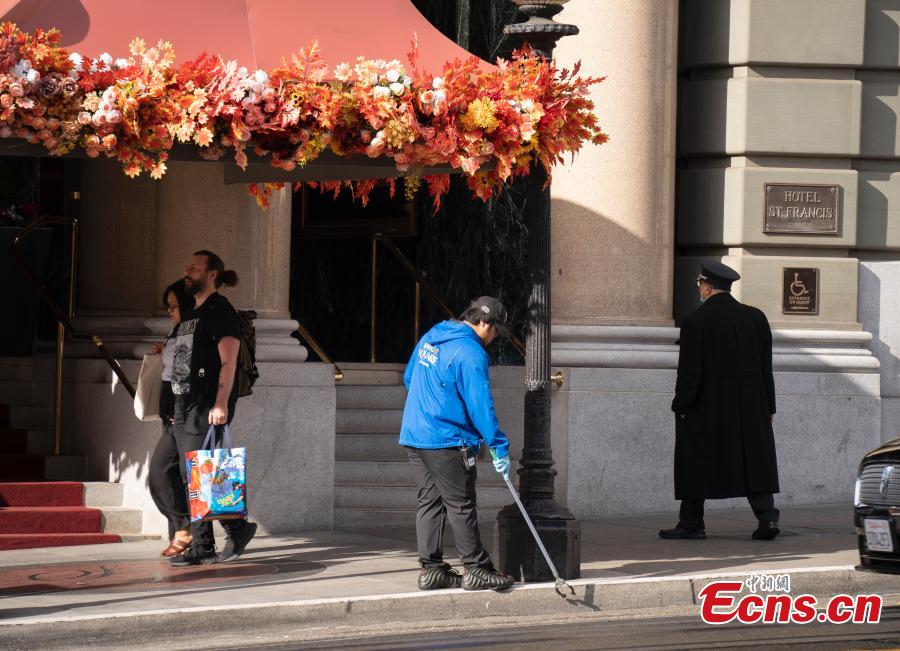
[490,449,575,598]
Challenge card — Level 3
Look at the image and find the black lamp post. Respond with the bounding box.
[495,0,581,581]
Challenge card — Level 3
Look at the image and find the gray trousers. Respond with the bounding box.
[406,446,492,569]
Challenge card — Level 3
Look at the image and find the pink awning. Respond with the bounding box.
[0,0,492,74]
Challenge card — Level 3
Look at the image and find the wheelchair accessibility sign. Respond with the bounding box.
[782,267,819,315]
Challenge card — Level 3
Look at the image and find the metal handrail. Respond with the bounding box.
[295,322,344,382]
[11,216,136,455]
[373,234,527,358]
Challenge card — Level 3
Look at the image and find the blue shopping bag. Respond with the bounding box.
[186,425,248,523]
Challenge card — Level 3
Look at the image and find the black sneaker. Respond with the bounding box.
[418,563,462,590]
[752,522,780,540]
[462,565,515,591]
[217,522,258,563]
[659,526,706,540]
[169,545,217,567]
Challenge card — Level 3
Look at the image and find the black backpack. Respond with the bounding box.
[236,309,260,397]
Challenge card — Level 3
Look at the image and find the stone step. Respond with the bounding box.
[334,507,501,528]
[27,430,73,456]
[9,404,54,430]
[335,459,511,485]
[44,455,87,481]
[336,385,407,410]
[336,409,403,433]
[0,380,54,406]
[0,359,34,381]
[335,433,405,460]
[337,364,405,386]
[334,483,512,510]
[99,506,144,534]
[84,482,125,508]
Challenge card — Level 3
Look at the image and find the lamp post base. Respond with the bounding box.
[495,502,581,581]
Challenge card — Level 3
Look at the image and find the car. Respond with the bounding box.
[855,437,900,573]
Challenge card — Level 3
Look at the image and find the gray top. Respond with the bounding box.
[161,338,176,382]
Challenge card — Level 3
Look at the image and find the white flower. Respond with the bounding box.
[253,69,268,84]
[403,77,411,87]
[114,58,129,69]
[333,62,352,82]
[68,53,84,71]
[99,52,113,68]
[13,59,32,78]
[385,69,400,84]
[25,69,40,84]
[434,89,447,104]
[432,77,445,90]
[373,86,391,99]
[520,99,535,112]
[389,82,405,96]
[89,62,98,73]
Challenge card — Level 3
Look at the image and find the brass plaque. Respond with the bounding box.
[765,184,840,235]
[782,267,819,315]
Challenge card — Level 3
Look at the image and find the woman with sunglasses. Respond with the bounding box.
[147,279,195,557]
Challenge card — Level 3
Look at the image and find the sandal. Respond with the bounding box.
[161,537,192,558]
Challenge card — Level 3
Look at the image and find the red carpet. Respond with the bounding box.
[0,483,122,550]
[0,481,84,507]
[0,453,44,481]
[0,506,102,533]
[0,403,123,550]
[0,427,27,454]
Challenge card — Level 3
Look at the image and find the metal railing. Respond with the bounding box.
[295,322,344,382]
[11,216,136,455]
[370,234,527,362]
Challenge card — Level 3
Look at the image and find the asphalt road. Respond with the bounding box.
[249,607,900,651]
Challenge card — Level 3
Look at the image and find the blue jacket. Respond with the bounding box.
[399,320,510,457]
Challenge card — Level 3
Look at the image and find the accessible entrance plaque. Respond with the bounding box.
[782,267,819,315]
[764,184,840,235]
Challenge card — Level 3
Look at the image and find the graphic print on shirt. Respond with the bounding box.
[171,317,198,395]
[417,342,439,369]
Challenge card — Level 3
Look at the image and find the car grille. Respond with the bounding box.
[859,462,900,506]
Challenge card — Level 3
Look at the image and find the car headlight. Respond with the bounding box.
[854,476,862,507]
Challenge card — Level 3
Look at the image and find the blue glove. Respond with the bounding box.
[492,454,510,481]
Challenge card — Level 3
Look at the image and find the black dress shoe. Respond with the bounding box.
[659,526,706,540]
[752,522,780,540]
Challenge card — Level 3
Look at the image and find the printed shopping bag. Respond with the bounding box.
[133,353,162,421]
[186,425,248,523]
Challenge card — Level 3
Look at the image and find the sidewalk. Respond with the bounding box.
[1,503,898,641]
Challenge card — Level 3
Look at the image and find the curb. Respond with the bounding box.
[3,565,900,643]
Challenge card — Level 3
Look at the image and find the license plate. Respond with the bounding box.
[864,519,894,553]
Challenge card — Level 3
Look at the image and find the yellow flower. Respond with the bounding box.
[383,118,415,150]
[460,97,499,133]
[403,176,421,201]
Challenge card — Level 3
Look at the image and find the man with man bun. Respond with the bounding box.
[169,249,257,566]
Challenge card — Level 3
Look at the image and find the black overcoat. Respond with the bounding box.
[671,292,779,499]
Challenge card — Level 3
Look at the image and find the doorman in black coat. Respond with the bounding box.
[660,261,781,541]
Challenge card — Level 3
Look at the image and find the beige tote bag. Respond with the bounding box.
[134,353,163,421]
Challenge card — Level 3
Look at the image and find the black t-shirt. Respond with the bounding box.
[171,292,241,412]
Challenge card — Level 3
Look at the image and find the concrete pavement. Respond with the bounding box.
[2,503,899,647]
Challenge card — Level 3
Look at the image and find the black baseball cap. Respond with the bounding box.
[466,296,510,338]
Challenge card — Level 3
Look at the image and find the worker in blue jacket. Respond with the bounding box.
[400,296,515,592]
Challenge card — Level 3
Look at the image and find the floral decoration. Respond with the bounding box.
[0,23,608,210]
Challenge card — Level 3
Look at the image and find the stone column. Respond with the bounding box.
[544,0,681,514]
[72,160,305,361]
[551,0,678,327]
[153,162,305,362]
[70,159,160,356]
